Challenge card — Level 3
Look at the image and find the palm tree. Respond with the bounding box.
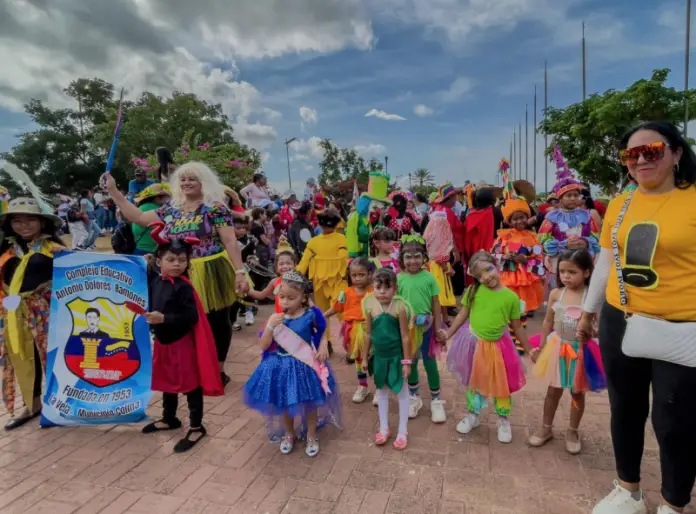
[413,168,435,188]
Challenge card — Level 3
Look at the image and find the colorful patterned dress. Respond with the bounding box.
[537,209,600,289]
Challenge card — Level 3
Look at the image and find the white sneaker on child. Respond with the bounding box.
[497,418,513,444]
[592,481,647,514]
[456,413,479,434]
[245,310,255,326]
[430,399,447,423]
[372,393,379,406]
[352,386,369,403]
[408,395,423,419]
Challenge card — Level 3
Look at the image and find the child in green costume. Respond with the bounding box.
[363,268,412,450]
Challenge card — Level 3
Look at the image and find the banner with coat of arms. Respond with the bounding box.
[41,252,153,426]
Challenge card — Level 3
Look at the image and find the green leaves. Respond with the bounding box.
[538,68,696,192]
[1,77,255,195]
[317,139,383,186]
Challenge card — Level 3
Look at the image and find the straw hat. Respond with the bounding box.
[0,197,62,227]
[135,183,172,206]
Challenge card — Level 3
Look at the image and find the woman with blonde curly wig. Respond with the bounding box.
[103,162,250,386]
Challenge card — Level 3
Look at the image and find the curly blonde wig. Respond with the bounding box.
[169,161,226,208]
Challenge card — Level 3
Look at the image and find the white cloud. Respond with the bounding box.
[0,0,374,153]
[290,153,310,162]
[365,108,406,121]
[262,108,283,123]
[413,104,434,117]
[231,122,277,150]
[300,106,319,125]
[354,143,386,156]
[440,77,475,103]
[300,106,319,132]
[291,136,326,159]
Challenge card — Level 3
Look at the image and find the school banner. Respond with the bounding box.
[41,252,153,426]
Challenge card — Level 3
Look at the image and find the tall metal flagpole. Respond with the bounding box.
[513,128,517,179]
[582,22,587,100]
[544,60,549,194]
[517,119,522,179]
[525,104,529,181]
[533,85,538,190]
[510,138,514,183]
[686,0,692,137]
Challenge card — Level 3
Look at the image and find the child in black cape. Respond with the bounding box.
[141,222,224,452]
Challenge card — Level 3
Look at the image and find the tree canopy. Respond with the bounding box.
[1,77,261,195]
[538,68,696,192]
[317,139,384,186]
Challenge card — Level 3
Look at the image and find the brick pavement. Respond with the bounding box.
[0,304,693,513]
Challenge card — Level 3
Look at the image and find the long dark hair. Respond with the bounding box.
[619,121,696,189]
[557,249,594,286]
[155,147,174,183]
[473,187,495,209]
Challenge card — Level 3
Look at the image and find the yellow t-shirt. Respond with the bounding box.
[601,185,696,320]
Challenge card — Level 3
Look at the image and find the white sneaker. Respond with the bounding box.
[372,393,379,406]
[592,480,647,514]
[245,310,255,326]
[408,395,423,419]
[497,417,512,444]
[456,413,480,434]
[352,386,369,403]
[430,399,447,423]
[656,506,679,514]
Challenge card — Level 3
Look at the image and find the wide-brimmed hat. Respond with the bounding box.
[431,184,459,204]
[0,197,62,227]
[135,183,171,206]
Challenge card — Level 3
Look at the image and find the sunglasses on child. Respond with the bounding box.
[619,141,666,166]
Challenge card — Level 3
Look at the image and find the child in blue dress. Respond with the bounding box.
[244,271,342,457]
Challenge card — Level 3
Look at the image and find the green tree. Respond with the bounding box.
[317,140,384,186]
[1,77,256,194]
[412,168,435,188]
[1,78,118,194]
[136,133,260,191]
[538,68,696,191]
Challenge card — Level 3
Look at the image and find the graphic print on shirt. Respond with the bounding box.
[622,221,659,289]
[64,298,142,387]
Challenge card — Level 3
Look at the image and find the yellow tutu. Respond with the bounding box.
[429,261,456,307]
[189,252,237,312]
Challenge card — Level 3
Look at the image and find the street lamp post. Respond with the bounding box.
[285,137,297,189]
[686,0,692,136]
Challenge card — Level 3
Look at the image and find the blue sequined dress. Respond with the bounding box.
[243,306,342,439]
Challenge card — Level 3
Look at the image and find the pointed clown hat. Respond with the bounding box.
[360,170,390,204]
[431,184,459,204]
[551,145,583,198]
[499,157,531,222]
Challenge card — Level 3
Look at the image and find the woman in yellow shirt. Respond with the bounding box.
[578,121,696,514]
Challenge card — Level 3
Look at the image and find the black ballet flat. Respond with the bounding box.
[142,418,182,433]
[221,372,231,387]
[5,410,41,431]
[327,341,334,356]
[173,426,207,453]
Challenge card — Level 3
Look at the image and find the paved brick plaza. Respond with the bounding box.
[0,305,692,514]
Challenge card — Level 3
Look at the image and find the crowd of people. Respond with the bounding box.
[0,120,695,514]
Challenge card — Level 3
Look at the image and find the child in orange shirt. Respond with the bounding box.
[325,258,374,403]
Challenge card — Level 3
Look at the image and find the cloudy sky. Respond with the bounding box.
[0,0,691,192]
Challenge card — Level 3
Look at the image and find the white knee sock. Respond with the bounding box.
[397,386,410,435]
[377,388,390,433]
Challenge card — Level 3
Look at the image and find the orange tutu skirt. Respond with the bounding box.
[501,270,544,312]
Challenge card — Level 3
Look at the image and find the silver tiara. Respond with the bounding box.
[281,271,307,286]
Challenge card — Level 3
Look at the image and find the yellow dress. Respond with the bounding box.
[296,232,349,334]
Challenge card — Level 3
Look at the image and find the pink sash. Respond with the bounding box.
[273,325,332,394]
